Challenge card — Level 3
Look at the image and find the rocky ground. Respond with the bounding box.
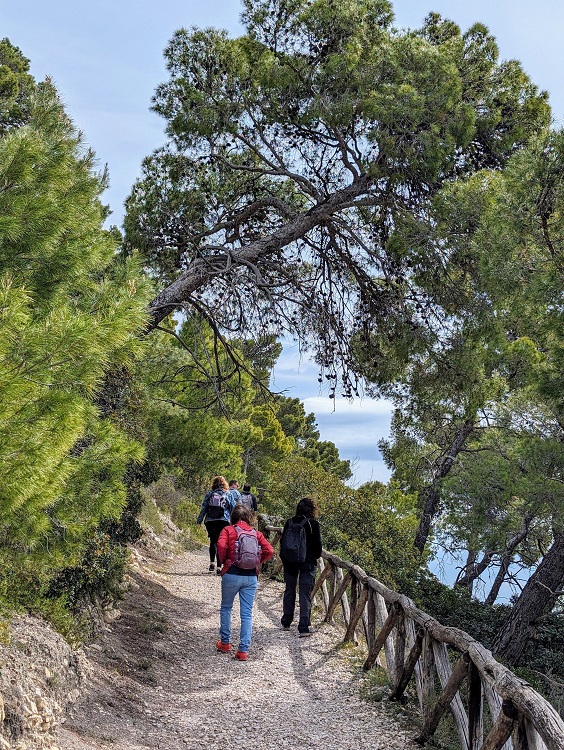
[0,615,81,750]
[54,542,418,750]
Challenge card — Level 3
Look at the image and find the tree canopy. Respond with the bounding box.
[124,0,549,395]
[0,48,151,606]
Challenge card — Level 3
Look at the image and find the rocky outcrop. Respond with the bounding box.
[0,615,81,750]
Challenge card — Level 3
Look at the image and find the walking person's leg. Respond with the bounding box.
[206,521,219,568]
[281,564,299,628]
[207,521,228,569]
[219,573,240,648]
[237,576,258,655]
[297,563,316,634]
[214,521,229,568]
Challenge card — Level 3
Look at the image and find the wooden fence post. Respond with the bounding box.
[344,583,368,643]
[390,627,424,702]
[348,576,360,644]
[324,568,352,623]
[327,560,336,620]
[416,654,470,746]
[432,641,470,750]
[405,615,424,712]
[420,632,436,723]
[513,714,529,750]
[312,559,331,612]
[335,566,351,627]
[374,592,396,682]
[366,589,377,652]
[484,682,514,750]
[394,608,406,692]
[480,699,517,750]
[363,602,400,672]
[468,660,483,750]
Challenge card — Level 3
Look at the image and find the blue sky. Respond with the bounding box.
[4,0,563,486]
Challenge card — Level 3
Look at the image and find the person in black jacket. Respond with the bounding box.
[280,497,322,637]
[239,483,258,512]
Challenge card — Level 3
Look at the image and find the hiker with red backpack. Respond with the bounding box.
[197,476,236,574]
[215,504,274,660]
[279,497,323,637]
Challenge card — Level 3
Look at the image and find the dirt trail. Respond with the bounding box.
[57,545,416,750]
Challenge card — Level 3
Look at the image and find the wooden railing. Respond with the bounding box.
[260,520,564,750]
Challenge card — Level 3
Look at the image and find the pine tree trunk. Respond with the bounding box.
[414,419,475,553]
[492,531,564,664]
[484,555,512,606]
[457,513,534,597]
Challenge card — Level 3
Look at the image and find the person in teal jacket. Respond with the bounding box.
[197,475,235,574]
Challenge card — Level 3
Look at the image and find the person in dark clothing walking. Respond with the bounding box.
[197,475,235,574]
[239,483,258,512]
[280,497,322,636]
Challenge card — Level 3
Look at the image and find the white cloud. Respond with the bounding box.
[303,395,393,416]
[348,458,391,487]
[270,346,394,485]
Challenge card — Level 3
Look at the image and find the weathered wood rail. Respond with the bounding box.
[260,520,564,750]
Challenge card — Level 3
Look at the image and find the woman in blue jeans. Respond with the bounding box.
[216,504,274,660]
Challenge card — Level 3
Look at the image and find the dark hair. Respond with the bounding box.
[296,497,317,518]
[229,479,239,488]
[231,504,254,525]
[211,475,228,490]
[242,484,251,493]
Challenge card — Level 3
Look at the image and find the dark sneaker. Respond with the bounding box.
[234,651,248,661]
[208,563,215,572]
[281,626,291,631]
[216,567,222,576]
[299,628,315,638]
[216,640,231,653]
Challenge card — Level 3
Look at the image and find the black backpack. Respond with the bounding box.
[280,517,309,563]
[206,489,228,520]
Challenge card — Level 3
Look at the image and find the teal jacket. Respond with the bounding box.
[197,489,235,524]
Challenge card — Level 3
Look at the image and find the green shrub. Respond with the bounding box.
[46,531,128,609]
[138,497,164,535]
[171,500,208,546]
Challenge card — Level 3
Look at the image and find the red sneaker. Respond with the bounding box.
[234,650,248,661]
[216,640,231,653]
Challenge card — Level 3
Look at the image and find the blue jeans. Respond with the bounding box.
[219,573,258,653]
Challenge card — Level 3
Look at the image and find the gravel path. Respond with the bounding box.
[57,545,417,750]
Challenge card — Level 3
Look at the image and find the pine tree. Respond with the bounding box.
[0,73,151,601]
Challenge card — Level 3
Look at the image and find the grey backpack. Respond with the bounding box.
[233,526,262,569]
[240,492,255,510]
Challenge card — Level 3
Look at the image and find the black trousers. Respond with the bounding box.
[205,520,228,565]
[281,562,317,633]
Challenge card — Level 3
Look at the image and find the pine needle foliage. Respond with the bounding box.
[0,74,151,606]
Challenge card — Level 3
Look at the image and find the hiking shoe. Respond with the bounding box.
[234,651,248,661]
[216,640,231,653]
[299,628,315,638]
[208,563,215,572]
[216,567,222,576]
